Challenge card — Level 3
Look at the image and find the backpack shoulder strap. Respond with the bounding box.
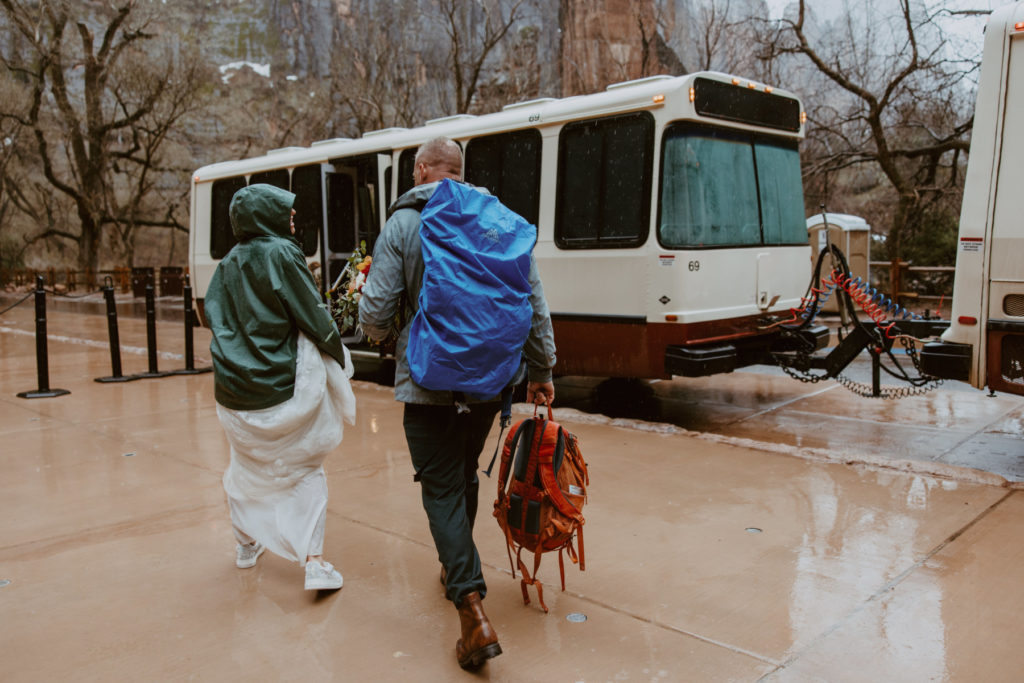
[495,418,531,493]
[537,425,585,523]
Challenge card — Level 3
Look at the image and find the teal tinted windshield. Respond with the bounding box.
[659,126,806,248]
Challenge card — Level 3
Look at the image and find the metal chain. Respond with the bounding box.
[833,372,942,399]
[770,328,944,397]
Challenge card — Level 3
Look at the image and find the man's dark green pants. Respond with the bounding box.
[403,401,500,605]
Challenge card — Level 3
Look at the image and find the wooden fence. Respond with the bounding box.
[869,260,956,317]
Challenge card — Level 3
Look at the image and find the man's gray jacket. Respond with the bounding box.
[359,181,557,405]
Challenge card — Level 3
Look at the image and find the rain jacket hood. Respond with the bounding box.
[230,183,298,242]
[206,183,346,411]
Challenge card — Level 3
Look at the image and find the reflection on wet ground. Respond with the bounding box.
[551,365,1024,484]
[1,304,1022,680]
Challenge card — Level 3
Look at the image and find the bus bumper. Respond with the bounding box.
[665,325,830,377]
[919,341,972,381]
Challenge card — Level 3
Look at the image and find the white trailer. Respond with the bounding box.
[922,3,1024,396]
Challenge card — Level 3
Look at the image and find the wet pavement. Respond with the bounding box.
[1,302,1022,681]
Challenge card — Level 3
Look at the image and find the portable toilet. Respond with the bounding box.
[805,213,870,313]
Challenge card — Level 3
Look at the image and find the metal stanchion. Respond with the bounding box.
[95,276,139,383]
[17,275,70,399]
[131,272,171,379]
[170,275,212,376]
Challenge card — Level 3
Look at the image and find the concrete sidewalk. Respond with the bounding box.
[1,306,1022,681]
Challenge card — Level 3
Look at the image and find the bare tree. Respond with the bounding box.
[435,0,526,113]
[0,0,206,270]
[325,0,430,135]
[762,0,975,263]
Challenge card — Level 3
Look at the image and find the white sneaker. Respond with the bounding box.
[236,542,265,569]
[305,560,343,591]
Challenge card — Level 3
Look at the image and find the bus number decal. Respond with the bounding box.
[528,113,541,123]
[688,260,701,272]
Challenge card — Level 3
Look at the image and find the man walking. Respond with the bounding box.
[359,137,556,669]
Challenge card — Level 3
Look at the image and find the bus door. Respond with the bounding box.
[322,153,392,291]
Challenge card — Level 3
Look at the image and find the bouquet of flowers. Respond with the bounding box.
[327,241,372,337]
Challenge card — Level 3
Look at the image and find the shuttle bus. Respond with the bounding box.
[189,70,825,379]
[922,3,1024,396]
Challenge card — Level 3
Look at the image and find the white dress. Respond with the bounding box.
[217,334,356,564]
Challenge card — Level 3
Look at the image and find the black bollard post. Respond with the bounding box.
[95,276,139,383]
[132,272,170,379]
[17,275,70,399]
[872,346,882,397]
[170,275,212,376]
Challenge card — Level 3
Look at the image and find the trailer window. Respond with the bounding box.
[210,176,247,259]
[555,112,653,249]
[658,126,805,248]
[465,129,541,226]
[291,164,322,256]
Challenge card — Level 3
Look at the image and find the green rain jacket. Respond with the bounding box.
[205,183,345,410]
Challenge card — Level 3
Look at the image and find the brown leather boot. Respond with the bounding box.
[455,592,501,669]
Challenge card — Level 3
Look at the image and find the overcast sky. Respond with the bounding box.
[761,0,1018,61]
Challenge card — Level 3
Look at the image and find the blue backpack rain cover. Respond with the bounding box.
[407,179,536,399]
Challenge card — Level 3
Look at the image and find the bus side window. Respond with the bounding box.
[465,129,542,226]
[291,164,322,256]
[210,176,247,259]
[250,169,289,190]
[397,149,416,198]
[555,112,653,248]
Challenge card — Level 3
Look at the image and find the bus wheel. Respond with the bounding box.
[594,377,657,420]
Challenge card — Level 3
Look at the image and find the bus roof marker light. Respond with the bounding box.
[731,78,740,85]
[689,87,695,102]
[800,111,808,124]
[765,86,773,93]
[747,82,756,89]
[653,94,665,104]
[1015,21,1023,31]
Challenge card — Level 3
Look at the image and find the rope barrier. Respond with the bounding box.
[0,291,33,316]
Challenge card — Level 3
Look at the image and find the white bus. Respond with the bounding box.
[189,70,824,380]
[922,3,1024,396]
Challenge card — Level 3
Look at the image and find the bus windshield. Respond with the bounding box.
[658,125,805,248]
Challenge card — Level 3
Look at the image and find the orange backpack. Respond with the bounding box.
[493,405,588,612]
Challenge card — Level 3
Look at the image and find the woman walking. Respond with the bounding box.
[205,183,355,591]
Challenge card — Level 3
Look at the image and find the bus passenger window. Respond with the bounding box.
[397,149,416,198]
[555,112,653,248]
[465,129,542,226]
[210,176,247,259]
[250,169,289,190]
[658,126,806,249]
[660,131,758,247]
[327,174,356,255]
[291,164,322,256]
[755,141,806,245]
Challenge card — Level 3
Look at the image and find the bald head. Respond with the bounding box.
[413,137,463,186]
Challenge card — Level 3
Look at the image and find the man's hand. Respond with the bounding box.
[526,380,555,406]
